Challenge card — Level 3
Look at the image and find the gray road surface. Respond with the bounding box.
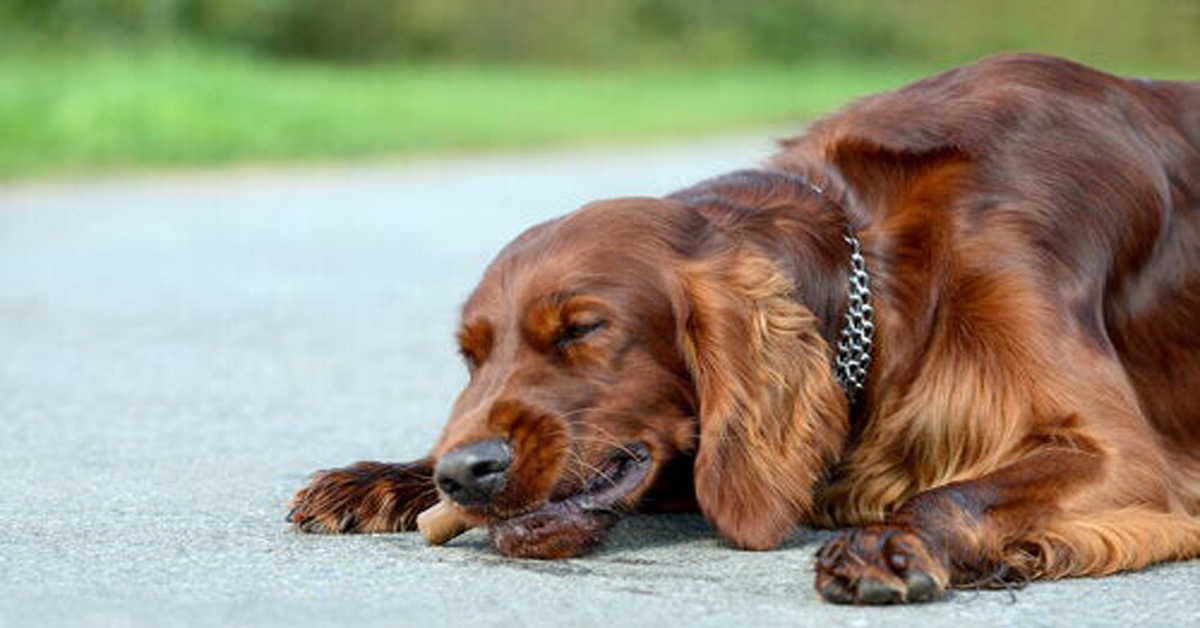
[1,139,1196,628]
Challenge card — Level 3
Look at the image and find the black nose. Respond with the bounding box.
[434,439,513,506]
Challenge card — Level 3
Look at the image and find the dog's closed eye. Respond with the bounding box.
[556,319,607,349]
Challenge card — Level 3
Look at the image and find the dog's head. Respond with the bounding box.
[433,173,850,557]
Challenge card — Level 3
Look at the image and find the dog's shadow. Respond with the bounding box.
[439,514,728,557]
[603,513,717,552]
[414,513,838,577]
[427,513,720,557]
[604,513,837,553]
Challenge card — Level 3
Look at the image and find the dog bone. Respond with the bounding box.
[417,501,473,545]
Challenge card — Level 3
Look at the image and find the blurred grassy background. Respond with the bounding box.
[0,0,1195,179]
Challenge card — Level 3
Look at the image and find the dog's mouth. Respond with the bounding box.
[569,442,654,509]
[489,442,652,558]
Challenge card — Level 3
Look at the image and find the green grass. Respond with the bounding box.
[0,49,946,179]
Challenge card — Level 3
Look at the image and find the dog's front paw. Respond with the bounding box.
[288,460,436,534]
[815,527,950,604]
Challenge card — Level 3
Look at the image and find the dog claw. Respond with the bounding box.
[820,579,855,605]
[857,579,903,605]
[904,571,941,602]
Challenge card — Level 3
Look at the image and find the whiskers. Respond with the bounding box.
[554,407,661,489]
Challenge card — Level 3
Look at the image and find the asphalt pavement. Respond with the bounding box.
[1,138,1196,627]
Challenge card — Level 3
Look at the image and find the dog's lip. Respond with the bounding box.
[490,442,653,521]
[569,442,653,511]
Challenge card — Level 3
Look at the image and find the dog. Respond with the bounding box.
[288,53,1200,604]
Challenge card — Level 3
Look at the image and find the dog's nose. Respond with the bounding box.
[434,439,513,506]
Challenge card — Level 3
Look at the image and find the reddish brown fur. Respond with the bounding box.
[289,54,1200,603]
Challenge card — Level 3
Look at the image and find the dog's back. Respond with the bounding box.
[1100,76,1199,460]
[775,53,1200,461]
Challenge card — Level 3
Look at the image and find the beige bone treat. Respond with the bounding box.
[417,501,473,545]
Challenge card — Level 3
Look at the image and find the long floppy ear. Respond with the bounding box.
[674,248,849,550]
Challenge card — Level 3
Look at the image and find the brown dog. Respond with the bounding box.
[288,54,1200,604]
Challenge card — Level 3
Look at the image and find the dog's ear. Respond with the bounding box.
[672,249,849,550]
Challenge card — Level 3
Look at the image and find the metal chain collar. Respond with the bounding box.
[798,176,875,405]
[834,232,874,404]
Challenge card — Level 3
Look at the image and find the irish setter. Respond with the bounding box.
[288,54,1200,604]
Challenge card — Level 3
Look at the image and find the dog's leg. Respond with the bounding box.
[814,438,1200,604]
[288,459,438,533]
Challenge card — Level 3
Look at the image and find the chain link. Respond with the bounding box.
[834,233,874,404]
[798,175,875,405]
